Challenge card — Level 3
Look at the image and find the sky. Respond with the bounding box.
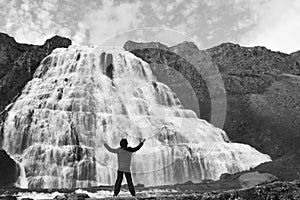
[0,0,299,53]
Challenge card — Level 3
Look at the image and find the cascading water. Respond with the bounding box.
[1,45,271,188]
[14,162,28,188]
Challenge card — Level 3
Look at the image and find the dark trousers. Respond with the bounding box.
[114,170,135,196]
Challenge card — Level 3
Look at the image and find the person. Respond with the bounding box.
[104,138,145,197]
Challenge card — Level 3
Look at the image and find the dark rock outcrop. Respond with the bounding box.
[0,196,17,200]
[124,40,300,181]
[0,149,19,186]
[54,193,90,200]
[219,173,231,180]
[291,50,300,64]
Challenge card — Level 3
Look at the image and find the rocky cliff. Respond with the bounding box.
[124,41,300,181]
[206,43,300,158]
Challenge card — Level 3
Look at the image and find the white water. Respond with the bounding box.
[1,45,271,188]
[14,162,29,188]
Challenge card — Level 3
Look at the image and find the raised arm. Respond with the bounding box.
[128,139,145,152]
[104,143,118,153]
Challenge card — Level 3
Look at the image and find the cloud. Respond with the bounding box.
[240,0,300,53]
[72,22,87,45]
[0,0,62,44]
[0,0,91,45]
[0,0,299,53]
[82,0,142,45]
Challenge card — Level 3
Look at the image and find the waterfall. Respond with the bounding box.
[14,162,29,188]
[1,45,271,188]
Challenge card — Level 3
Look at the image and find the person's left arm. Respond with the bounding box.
[128,139,145,152]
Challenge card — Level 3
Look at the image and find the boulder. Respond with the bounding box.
[238,171,278,188]
[219,173,231,180]
[54,193,90,200]
[0,149,19,186]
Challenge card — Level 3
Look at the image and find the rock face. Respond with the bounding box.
[291,50,300,64]
[0,149,19,186]
[206,43,300,158]
[124,41,300,181]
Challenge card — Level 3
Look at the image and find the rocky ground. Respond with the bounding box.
[0,169,296,199]
[0,179,300,199]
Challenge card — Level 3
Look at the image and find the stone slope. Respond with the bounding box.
[206,43,300,160]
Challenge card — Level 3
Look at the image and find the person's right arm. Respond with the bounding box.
[104,143,118,153]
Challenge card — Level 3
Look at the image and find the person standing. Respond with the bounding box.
[104,138,145,197]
